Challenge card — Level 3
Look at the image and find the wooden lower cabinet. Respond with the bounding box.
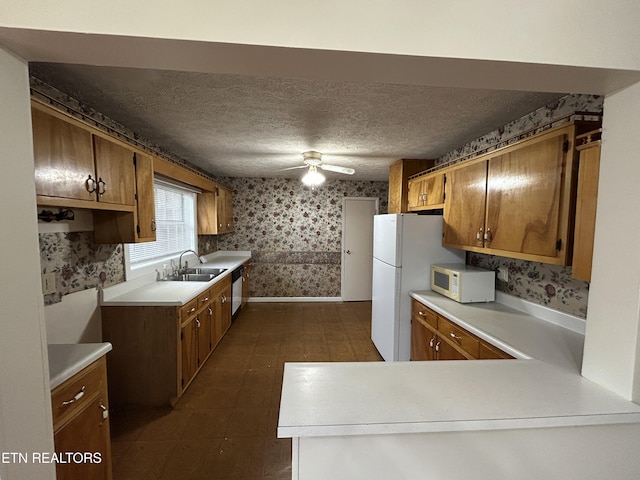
[410,298,513,361]
[101,276,233,407]
[51,356,112,480]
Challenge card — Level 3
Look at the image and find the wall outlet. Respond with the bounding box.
[497,267,509,282]
[42,272,56,295]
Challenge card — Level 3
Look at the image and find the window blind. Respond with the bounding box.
[128,179,197,267]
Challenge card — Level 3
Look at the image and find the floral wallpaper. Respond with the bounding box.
[216,177,388,297]
[469,253,589,318]
[39,232,124,306]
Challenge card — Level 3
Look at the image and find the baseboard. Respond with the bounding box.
[247,297,343,303]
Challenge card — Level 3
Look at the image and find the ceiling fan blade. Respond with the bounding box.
[320,164,355,175]
[280,165,309,171]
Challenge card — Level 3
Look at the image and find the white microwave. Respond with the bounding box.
[430,263,495,303]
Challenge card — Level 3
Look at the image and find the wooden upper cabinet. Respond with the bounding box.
[93,136,136,206]
[443,160,488,248]
[443,123,597,265]
[572,131,602,281]
[388,159,434,213]
[407,172,445,211]
[134,152,157,242]
[198,185,234,234]
[32,105,96,202]
[485,132,566,258]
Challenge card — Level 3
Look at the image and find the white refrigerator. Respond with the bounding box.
[371,213,464,361]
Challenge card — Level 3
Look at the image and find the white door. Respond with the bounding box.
[341,197,379,301]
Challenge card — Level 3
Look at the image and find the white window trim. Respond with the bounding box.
[125,177,200,281]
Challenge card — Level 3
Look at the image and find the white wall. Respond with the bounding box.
[1,0,639,70]
[582,81,640,400]
[0,46,55,479]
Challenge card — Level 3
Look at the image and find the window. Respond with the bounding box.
[127,178,197,275]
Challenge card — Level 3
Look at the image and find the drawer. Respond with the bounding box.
[411,300,438,329]
[180,297,199,323]
[197,288,212,307]
[438,316,480,358]
[51,357,107,431]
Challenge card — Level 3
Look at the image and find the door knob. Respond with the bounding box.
[345,250,351,255]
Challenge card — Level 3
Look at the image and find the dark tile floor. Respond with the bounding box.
[110,301,382,480]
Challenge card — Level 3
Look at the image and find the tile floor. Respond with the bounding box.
[110,301,382,479]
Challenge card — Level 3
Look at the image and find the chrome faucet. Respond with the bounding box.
[178,249,203,272]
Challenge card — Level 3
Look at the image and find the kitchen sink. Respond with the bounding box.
[166,267,228,282]
[184,267,228,276]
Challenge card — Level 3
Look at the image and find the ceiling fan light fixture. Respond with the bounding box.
[301,165,325,187]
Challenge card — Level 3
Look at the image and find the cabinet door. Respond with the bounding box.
[221,283,232,333]
[407,177,425,210]
[198,308,213,364]
[572,143,601,281]
[134,152,156,242]
[32,106,96,202]
[93,136,136,206]
[54,395,112,480]
[181,319,198,389]
[443,161,487,248]
[242,263,251,307]
[197,191,218,234]
[224,187,234,231]
[484,133,567,257]
[411,317,435,361]
[423,173,445,207]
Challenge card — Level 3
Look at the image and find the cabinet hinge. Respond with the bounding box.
[556,239,562,251]
[562,139,570,153]
[136,224,141,235]
[133,152,137,166]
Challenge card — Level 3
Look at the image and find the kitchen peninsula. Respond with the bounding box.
[278,291,640,479]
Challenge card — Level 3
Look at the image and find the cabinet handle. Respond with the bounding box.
[221,295,227,303]
[476,227,484,241]
[201,297,209,303]
[60,386,85,407]
[188,307,196,314]
[100,403,109,420]
[196,318,201,328]
[450,332,462,342]
[484,227,493,244]
[97,178,107,196]
[85,175,97,194]
[435,341,441,353]
[418,311,426,317]
[208,307,212,315]
[151,219,156,232]
[429,336,436,348]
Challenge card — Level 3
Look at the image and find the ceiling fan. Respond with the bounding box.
[284,151,355,187]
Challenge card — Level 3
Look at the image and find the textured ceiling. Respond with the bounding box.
[29,63,564,181]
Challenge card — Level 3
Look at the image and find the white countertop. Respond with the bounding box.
[410,290,585,372]
[278,290,640,439]
[48,342,112,390]
[101,251,251,306]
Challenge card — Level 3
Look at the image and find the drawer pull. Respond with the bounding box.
[450,332,462,342]
[418,311,426,316]
[188,307,196,314]
[61,386,85,407]
[201,297,209,303]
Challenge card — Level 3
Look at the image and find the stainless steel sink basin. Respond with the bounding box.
[166,267,227,282]
[184,267,228,276]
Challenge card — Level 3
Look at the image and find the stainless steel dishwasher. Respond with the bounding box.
[231,265,243,320]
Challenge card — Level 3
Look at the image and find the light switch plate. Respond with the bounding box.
[42,272,56,295]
